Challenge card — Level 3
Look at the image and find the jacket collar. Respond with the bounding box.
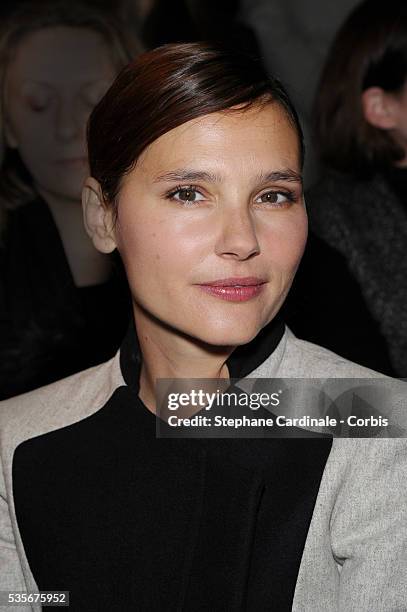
[119,313,286,393]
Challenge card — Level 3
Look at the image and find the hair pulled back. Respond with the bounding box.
[87,42,304,209]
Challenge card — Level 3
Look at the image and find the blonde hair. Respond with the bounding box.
[0,0,139,234]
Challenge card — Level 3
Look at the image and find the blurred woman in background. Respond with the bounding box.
[286,0,407,376]
[0,1,137,398]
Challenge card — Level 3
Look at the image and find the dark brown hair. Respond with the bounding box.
[314,0,407,175]
[87,42,304,210]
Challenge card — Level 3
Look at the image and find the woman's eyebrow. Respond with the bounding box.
[257,169,303,184]
[153,168,302,184]
[153,169,221,184]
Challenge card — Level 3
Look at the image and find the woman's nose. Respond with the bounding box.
[214,207,260,261]
[55,100,82,142]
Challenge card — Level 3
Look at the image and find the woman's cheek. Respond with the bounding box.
[262,212,307,271]
[117,223,183,283]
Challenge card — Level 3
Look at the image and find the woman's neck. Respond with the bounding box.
[38,187,111,287]
[135,308,233,414]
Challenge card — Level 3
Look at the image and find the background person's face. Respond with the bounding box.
[114,104,307,347]
[5,26,117,202]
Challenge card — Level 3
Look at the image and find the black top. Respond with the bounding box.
[383,165,407,205]
[12,319,333,611]
[0,198,131,399]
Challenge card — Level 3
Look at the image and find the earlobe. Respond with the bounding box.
[82,177,117,253]
[361,87,398,130]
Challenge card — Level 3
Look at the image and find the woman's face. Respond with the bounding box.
[5,26,117,202]
[114,103,307,347]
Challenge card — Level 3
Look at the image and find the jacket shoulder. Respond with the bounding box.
[0,352,124,452]
[280,328,385,378]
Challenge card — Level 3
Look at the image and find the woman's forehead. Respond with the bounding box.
[7,27,115,86]
[137,104,301,178]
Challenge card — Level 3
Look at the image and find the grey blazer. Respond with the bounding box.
[0,328,406,611]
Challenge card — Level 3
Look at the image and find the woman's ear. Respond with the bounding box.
[82,177,117,253]
[361,86,399,130]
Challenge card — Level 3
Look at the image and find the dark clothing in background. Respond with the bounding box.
[284,168,407,377]
[0,198,131,399]
[283,232,395,376]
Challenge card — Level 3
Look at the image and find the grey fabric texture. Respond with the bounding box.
[0,329,406,611]
[307,170,407,377]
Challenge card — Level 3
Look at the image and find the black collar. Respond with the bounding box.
[120,313,285,393]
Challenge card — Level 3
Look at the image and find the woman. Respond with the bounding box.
[0,1,136,399]
[286,0,407,376]
[0,43,406,611]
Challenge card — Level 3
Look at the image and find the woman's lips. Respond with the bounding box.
[196,277,267,302]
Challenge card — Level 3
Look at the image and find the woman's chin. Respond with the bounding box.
[191,320,263,349]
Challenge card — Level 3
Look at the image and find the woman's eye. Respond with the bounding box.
[255,191,294,206]
[169,187,205,204]
[23,84,53,113]
[27,96,50,113]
